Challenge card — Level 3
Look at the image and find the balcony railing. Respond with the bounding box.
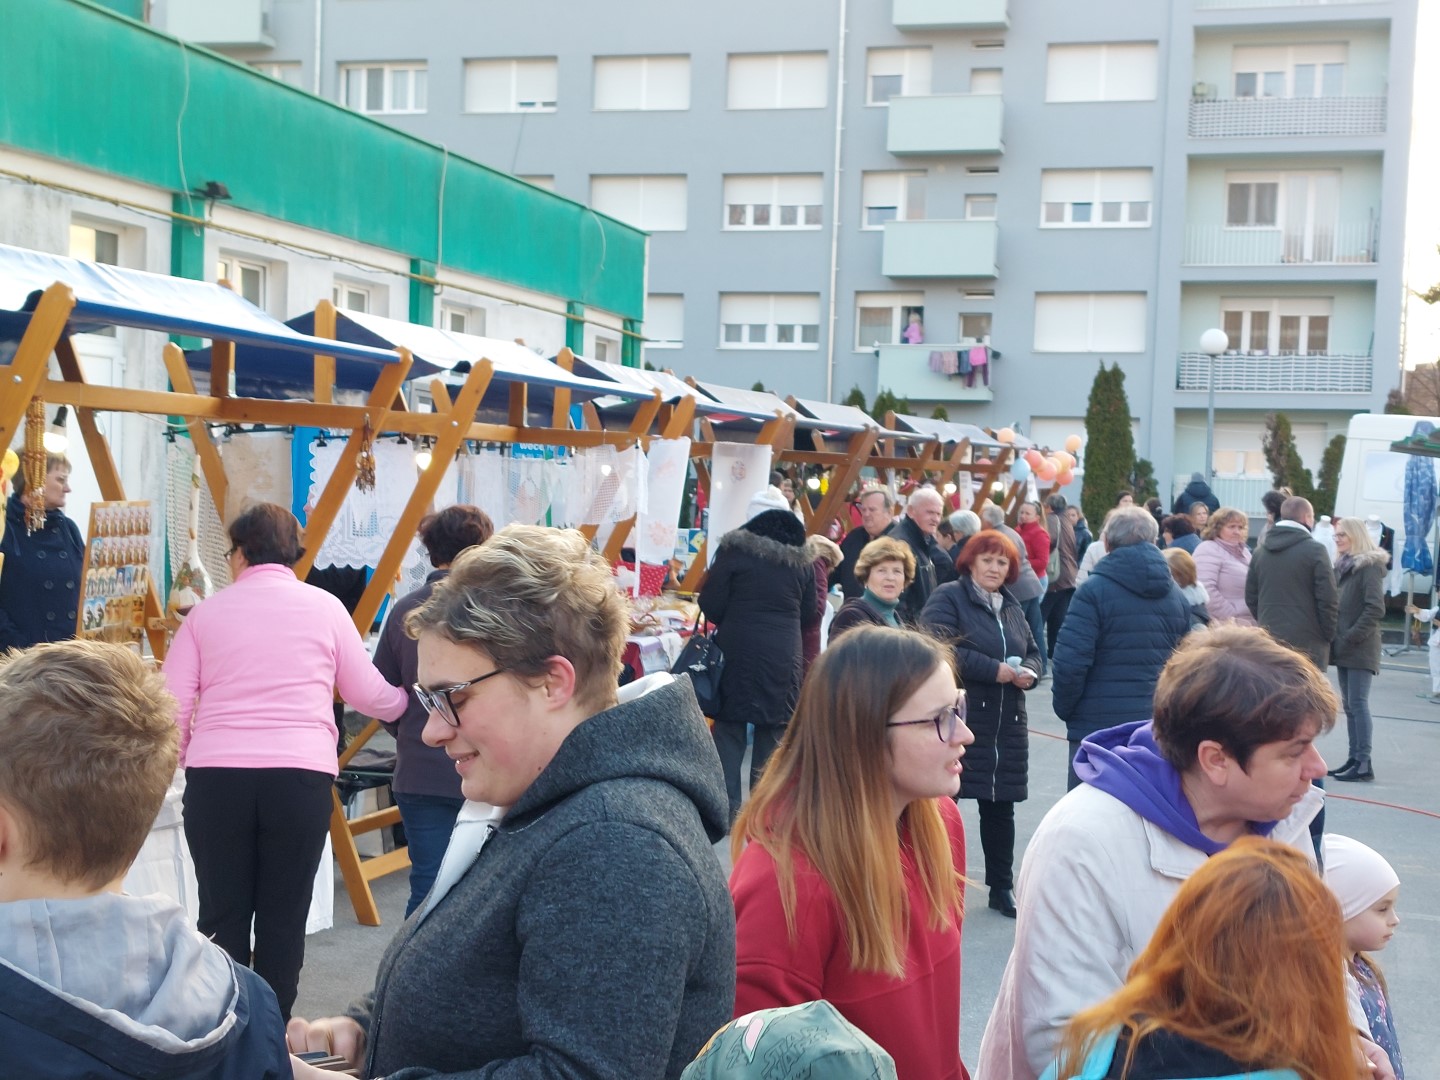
[1183,222,1377,266]
[1196,0,1382,8]
[1172,474,1273,513]
[892,0,1009,29]
[882,219,998,278]
[1188,96,1386,138]
[887,94,1004,156]
[876,342,995,403]
[1176,352,1372,393]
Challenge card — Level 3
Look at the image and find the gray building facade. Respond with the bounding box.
[157,0,1418,502]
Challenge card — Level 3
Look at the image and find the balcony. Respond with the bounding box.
[886,94,1004,156]
[882,220,998,278]
[1195,0,1382,8]
[1188,96,1386,138]
[892,0,1009,30]
[1176,352,1372,393]
[1183,222,1377,266]
[157,0,273,46]
[876,343,994,403]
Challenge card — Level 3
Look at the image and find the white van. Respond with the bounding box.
[1332,413,1439,594]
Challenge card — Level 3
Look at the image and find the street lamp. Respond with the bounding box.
[1199,328,1229,482]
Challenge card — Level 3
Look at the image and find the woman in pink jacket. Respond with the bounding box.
[164,502,407,1020]
[1192,507,1256,626]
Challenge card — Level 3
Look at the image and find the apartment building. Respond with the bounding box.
[156,0,1419,501]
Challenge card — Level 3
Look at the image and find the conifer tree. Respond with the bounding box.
[1080,362,1137,527]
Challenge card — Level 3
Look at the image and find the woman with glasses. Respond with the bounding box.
[163,502,408,1021]
[730,625,974,1080]
[286,525,734,1080]
[920,530,1041,919]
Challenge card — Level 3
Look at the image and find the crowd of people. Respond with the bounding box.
[0,454,1416,1080]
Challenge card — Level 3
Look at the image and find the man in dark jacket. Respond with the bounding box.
[889,486,944,624]
[1050,507,1190,789]
[1041,494,1079,657]
[1245,496,1339,670]
[832,486,893,599]
[1172,471,1221,516]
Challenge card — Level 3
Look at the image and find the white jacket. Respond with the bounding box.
[975,782,1326,1080]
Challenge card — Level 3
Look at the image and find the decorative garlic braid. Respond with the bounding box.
[22,398,46,533]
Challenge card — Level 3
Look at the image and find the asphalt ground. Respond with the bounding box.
[294,650,1440,1071]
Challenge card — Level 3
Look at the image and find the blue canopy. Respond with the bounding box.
[0,243,402,370]
[1401,421,1436,576]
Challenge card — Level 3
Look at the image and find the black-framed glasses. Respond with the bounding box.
[886,692,968,743]
[413,669,506,727]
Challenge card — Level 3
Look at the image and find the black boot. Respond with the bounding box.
[1326,757,1356,778]
[1332,759,1374,782]
[988,888,1017,918]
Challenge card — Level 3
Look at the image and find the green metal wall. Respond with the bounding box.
[0,0,647,320]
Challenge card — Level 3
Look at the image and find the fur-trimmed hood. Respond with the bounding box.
[719,525,814,568]
[1336,548,1389,575]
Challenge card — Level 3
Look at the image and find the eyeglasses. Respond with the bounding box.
[225,546,238,558]
[886,693,967,743]
[413,668,506,727]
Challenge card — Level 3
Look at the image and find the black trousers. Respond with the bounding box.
[975,798,1016,890]
[182,766,333,1020]
[712,722,782,822]
[1041,587,1075,658]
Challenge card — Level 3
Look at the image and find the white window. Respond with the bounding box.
[1224,170,1338,243]
[866,48,932,105]
[340,63,427,114]
[720,293,821,349]
[727,52,828,110]
[855,292,924,350]
[593,337,618,364]
[1232,44,1346,99]
[333,282,372,314]
[594,55,690,111]
[464,58,558,113]
[1041,169,1152,227]
[723,175,824,229]
[1046,43,1158,103]
[861,171,926,229]
[519,175,556,191]
[252,61,303,87]
[215,256,267,308]
[590,175,688,232]
[965,194,998,220]
[970,68,1003,94]
[960,312,993,341]
[441,304,485,336]
[69,222,121,338]
[644,294,684,350]
[1221,297,1332,355]
[1033,293,1147,353]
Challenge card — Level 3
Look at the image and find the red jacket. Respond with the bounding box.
[731,798,969,1080]
[1015,520,1051,581]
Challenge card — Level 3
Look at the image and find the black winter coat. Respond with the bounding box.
[1244,524,1339,669]
[920,576,1041,803]
[888,515,940,625]
[1332,549,1387,674]
[1051,542,1190,740]
[699,528,818,729]
[0,494,84,651]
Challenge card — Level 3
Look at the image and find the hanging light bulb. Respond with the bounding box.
[414,439,434,471]
[42,406,69,454]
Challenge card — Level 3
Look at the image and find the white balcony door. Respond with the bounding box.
[1282,172,1338,263]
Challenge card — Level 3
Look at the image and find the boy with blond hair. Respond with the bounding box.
[0,639,289,1078]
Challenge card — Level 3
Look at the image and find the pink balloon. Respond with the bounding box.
[1024,449,1044,468]
[1036,461,1058,482]
[1057,468,1075,486]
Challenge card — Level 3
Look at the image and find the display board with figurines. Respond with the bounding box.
[77,501,154,643]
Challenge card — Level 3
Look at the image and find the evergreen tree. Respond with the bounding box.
[1130,457,1159,503]
[842,385,868,413]
[1080,362,1137,528]
[871,388,911,423]
[931,405,950,421]
[1312,434,1347,517]
[1261,412,1315,501]
[751,381,767,392]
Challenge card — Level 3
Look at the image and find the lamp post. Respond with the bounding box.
[1199,328,1229,481]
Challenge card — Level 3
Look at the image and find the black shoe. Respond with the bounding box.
[988,888,1017,918]
[1327,758,1356,777]
[1332,761,1375,782]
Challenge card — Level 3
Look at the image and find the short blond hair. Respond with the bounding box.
[1163,547,1198,589]
[0,640,178,889]
[408,525,628,714]
[855,536,916,587]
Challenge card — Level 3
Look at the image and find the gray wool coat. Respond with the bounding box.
[1245,523,1340,669]
[1332,549,1388,674]
[348,676,735,1080]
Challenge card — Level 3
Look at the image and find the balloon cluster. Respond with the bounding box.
[1005,433,1082,488]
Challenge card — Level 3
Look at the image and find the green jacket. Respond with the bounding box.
[1332,549,1388,673]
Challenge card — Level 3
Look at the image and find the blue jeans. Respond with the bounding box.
[1336,666,1374,762]
[394,792,465,917]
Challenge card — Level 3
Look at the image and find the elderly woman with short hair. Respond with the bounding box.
[920,530,1042,919]
[1192,507,1255,626]
[287,525,734,1079]
[829,536,915,641]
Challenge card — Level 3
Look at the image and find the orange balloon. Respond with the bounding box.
[1056,451,1074,469]
[1036,460,1058,482]
[1065,434,1083,453]
[997,427,1016,444]
[1024,449,1043,468]
[1057,468,1075,486]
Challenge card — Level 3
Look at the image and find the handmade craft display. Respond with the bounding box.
[77,500,154,642]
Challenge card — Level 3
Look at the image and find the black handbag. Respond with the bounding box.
[672,615,725,717]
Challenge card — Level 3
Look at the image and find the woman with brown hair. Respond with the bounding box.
[730,625,974,1080]
[828,535,915,640]
[1046,837,1360,1080]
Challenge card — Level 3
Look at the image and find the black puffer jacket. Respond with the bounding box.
[0,493,84,650]
[699,511,819,730]
[920,575,1041,803]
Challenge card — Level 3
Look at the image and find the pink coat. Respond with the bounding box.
[164,563,408,773]
[1193,539,1256,626]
